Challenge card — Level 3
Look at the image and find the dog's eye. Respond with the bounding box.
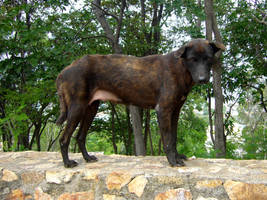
[206,56,213,60]
[207,57,213,63]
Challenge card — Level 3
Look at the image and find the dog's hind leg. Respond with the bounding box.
[76,100,100,163]
[59,102,84,168]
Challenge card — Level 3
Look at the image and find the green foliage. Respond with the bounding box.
[241,126,267,159]
[85,132,116,155]
[237,88,267,159]
[222,0,266,105]
[177,93,209,157]
[0,0,266,161]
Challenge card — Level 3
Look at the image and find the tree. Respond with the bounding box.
[0,0,71,150]
[0,0,104,151]
[237,87,267,159]
[1,0,265,160]
[223,0,267,110]
[91,0,170,156]
[91,0,146,155]
[171,0,226,157]
[204,0,226,157]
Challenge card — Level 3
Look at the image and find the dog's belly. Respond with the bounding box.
[89,89,156,108]
[89,90,122,105]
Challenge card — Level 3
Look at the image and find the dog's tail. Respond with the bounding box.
[56,74,68,126]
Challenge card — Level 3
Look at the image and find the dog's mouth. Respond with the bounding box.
[198,79,209,84]
[194,76,210,84]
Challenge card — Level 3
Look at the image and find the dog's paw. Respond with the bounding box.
[170,159,186,167]
[176,159,186,166]
[84,155,98,163]
[64,160,78,168]
[176,153,187,160]
[167,154,185,167]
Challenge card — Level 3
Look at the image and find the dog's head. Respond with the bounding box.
[175,39,225,84]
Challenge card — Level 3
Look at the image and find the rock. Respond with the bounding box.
[196,196,218,200]
[227,167,250,175]
[156,176,183,185]
[103,194,116,200]
[2,169,18,182]
[195,180,223,189]
[6,189,24,200]
[46,170,76,184]
[6,189,32,200]
[106,171,132,190]
[57,191,94,200]
[21,172,44,185]
[34,187,53,200]
[1,152,267,200]
[82,169,99,181]
[224,180,267,200]
[154,188,192,200]
[208,166,222,173]
[3,187,10,195]
[103,194,126,200]
[177,167,200,173]
[128,175,148,197]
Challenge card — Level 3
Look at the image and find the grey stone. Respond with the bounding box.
[0,151,266,200]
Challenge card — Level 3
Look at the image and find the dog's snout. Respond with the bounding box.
[198,76,209,84]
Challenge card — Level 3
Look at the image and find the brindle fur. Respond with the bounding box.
[56,39,225,168]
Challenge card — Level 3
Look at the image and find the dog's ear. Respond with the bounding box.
[209,41,225,54]
[174,45,188,58]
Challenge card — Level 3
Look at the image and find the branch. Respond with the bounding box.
[47,127,63,151]
[110,103,122,128]
[158,3,163,23]
[92,0,123,53]
[72,21,92,41]
[207,87,215,146]
[252,14,267,25]
[224,94,240,137]
[92,0,114,41]
[91,2,119,22]
[140,0,146,23]
[75,35,108,43]
[140,0,150,44]
[248,84,267,113]
[247,1,267,25]
[115,0,126,43]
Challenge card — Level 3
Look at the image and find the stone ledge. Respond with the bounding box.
[0,151,266,200]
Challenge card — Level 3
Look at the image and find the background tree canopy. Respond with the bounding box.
[0,0,266,159]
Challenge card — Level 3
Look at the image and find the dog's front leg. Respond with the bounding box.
[156,105,184,167]
[171,107,186,165]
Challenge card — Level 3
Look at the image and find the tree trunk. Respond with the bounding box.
[212,62,226,157]
[36,125,41,151]
[208,88,215,146]
[126,106,133,155]
[144,110,149,151]
[204,0,226,157]
[144,109,154,155]
[158,138,162,155]
[92,0,146,156]
[111,105,118,154]
[29,123,41,150]
[47,130,61,151]
[148,128,154,155]
[129,105,146,156]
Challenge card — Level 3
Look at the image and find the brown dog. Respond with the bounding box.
[56,39,225,168]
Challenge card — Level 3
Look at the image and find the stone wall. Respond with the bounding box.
[0,151,266,200]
